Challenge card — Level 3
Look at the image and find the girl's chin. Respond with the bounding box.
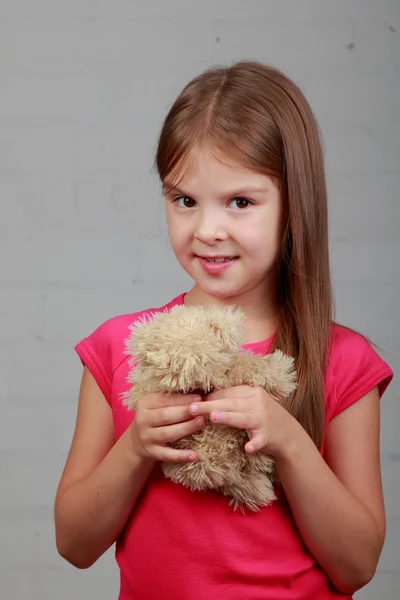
[193,281,246,301]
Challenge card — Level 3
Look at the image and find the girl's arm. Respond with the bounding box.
[275,386,385,594]
[191,384,385,594]
[54,367,155,569]
[54,367,204,569]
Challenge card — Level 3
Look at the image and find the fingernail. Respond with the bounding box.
[192,396,202,402]
[195,417,204,426]
[188,453,196,461]
[211,411,221,422]
[190,403,199,414]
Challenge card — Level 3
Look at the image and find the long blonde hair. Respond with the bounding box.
[155,61,333,449]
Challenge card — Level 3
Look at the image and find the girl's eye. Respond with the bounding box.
[175,196,196,208]
[229,197,253,209]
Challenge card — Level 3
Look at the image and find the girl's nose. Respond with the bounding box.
[194,210,228,244]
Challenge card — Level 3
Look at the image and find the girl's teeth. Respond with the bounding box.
[206,257,234,263]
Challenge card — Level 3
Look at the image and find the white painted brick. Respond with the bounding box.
[0,288,44,341]
[328,174,400,243]
[330,241,400,284]
[356,571,400,600]
[332,282,399,353]
[0,178,27,228]
[381,455,400,519]
[324,124,400,174]
[0,506,116,582]
[75,174,164,237]
[72,130,158,175]
[310,77,400,129]
[379,365,400,454]
[109,70,199,122]
[0,557,117,600]
[0,397,77,453]
[14,176,78,231]
[0,128,76,175]
[377,516,400,574]
[0,0,399,21]
[0,506,62,568]
[0,450,67,509]
[41,282,184,342]
[1,174,163,235]
[0,19,353,72]
[0,74,113,123]
[0,342,19,400]
[0,127,158,175]
[354,21,400,75]
[0,72,185,125]
[0,17,397,79]
[135,237,194,287]
[7,340,80,399]
[0,232,138,284]
[42,286,140,343]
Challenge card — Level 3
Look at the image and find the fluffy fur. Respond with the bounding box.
[124,305,297,512]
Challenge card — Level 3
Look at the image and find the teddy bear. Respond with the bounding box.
[124,304,297,512]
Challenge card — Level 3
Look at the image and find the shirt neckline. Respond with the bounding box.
[172,292,275,352]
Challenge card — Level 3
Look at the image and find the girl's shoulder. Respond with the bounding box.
[325,323,393,420]
[74,293,186,403]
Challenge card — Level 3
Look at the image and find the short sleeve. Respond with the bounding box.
[75,320,115,405]
[73,298,185,409]
[329,327,393,420]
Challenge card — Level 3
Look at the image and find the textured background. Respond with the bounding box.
[0,1,399,598]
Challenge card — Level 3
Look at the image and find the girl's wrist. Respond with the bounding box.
[272,415,308,465]
[123,424,156,471]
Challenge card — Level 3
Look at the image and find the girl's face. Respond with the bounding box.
[165,147,283,306]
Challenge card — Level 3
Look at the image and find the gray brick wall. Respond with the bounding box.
[0,1,398,598]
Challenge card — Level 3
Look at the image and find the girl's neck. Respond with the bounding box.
[183,285,279,345]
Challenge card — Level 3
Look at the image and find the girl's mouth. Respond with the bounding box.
[202,256,237,263]
[196,255,238,274]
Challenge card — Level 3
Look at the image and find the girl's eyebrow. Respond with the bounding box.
[162,184,185,195]
[163,184,270,197]
[222,186,271,196]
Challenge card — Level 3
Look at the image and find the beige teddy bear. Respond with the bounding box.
[124,305,297,512]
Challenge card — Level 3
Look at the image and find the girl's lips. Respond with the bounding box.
[196,255,238,275]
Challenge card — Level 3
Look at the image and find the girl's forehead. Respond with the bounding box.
[164,156,278,200]
[164,145,265,190]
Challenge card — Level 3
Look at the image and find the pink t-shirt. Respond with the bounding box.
[75,293,393,600]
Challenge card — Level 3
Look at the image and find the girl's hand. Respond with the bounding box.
[130,393,206,463]
[189,386,296,458]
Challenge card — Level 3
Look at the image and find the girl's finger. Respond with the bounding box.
[190,398,241,416]
[147,393,202,409]
[148,405,197,427]
[208,410,258,430]
[244,435,268,454]
[153,446,199,463]
[151,415,206,445]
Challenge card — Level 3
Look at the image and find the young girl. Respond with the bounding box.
[54,61,393,600]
